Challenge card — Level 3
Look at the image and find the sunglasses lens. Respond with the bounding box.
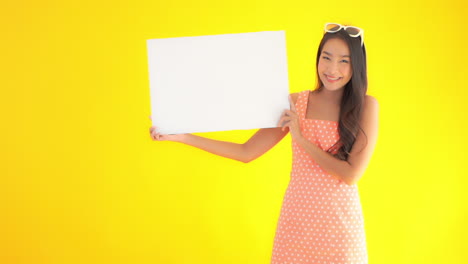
[345,27,361,36]
[325,24,341,32]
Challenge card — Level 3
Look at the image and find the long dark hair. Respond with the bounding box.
[314,29,368,161]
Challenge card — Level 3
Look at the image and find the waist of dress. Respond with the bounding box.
[291,157,322,170]
[290,160,349,185]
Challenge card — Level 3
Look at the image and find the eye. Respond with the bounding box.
[341,59,349,63]
[322,56,330,60]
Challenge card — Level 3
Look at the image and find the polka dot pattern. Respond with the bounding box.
[271,90,367,264]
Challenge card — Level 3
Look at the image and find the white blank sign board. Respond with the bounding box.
[147,31,290,134]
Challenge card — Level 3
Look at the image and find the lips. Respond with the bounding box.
[325,74,342,83]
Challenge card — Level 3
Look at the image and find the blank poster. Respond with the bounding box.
[147,31,290,134]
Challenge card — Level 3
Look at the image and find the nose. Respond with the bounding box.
[327,62,339,75]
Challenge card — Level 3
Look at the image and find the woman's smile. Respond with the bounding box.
[325,74,342,82]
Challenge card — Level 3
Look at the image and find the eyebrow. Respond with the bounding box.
[323,51,350,58]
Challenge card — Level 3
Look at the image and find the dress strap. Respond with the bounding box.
[295,90,310,120]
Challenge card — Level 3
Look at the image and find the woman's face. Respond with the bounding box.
[318,38,353,91]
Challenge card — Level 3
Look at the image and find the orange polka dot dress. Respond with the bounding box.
[270,90,368,264]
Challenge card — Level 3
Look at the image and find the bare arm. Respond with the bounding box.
[294,95,379,185]
[176,127,288,163]
[149,93,300,163]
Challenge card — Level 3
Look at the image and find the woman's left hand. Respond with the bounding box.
[278,95,302,140]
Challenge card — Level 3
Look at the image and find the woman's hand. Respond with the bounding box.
[277,96,302,140]
[149,116,187,142]
[149,126,187,142]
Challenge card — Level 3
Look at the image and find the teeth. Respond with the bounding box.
[327,75,340,81]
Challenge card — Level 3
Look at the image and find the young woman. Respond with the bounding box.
[150,23,378,264]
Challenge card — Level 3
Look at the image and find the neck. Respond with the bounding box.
[318,86,344,105]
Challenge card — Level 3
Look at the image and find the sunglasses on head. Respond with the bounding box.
[324,23,364,47]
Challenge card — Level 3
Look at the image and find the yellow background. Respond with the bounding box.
[2,0,467,263]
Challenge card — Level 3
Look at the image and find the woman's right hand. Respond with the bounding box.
[149,116,187,142]
[149,126,187,142]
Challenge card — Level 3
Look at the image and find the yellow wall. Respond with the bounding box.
[2,0,467,263]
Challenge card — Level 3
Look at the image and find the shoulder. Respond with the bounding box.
[290,90,309,105]
[365,94,378,104]
[290,92,300,104]
[364,95,379,112]
[362,95,379,123]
